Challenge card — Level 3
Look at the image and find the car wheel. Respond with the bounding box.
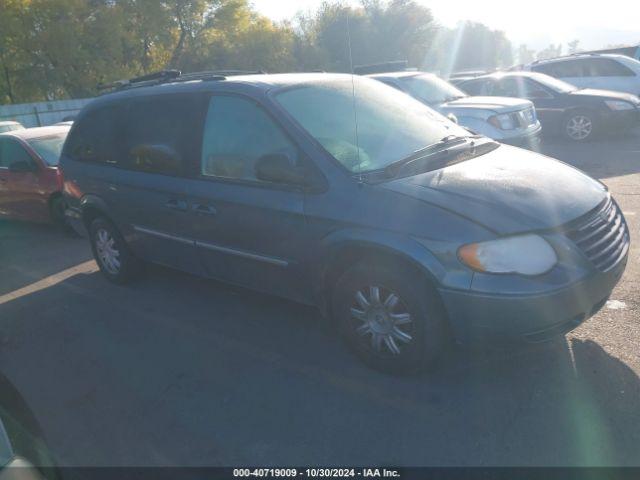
[89,217,141,284]
[333,261,449,374]
[49,195,74,233]
[563,111,597,142]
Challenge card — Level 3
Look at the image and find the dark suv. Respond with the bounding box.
[60,71,629,373]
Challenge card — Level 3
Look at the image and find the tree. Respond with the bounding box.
[567,39,581,54]
[426,22,513,75]
[537,43,563,60]
[517,44,536,65]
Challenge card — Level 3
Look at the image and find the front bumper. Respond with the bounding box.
[438,251,628,344]
[499,123,543,149]
[600,107,640,132]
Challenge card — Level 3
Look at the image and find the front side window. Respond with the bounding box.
[26,133,68,166]
[201,96,299,183]
[494,77,553,99]
[275,76,466,173]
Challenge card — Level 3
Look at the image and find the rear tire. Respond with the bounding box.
[89,217,141,284]
[332,261,449,374]
[49,195,72,232]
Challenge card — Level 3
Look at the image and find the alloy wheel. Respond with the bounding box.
[95,228,121,275]
[349,286,414,356]
[566,115,593,140]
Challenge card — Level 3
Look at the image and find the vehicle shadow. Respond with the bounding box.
[537,127,640,179]
[0,221,93,296]
[0,264,638,467]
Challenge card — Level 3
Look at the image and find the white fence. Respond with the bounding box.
[0,98,93,128]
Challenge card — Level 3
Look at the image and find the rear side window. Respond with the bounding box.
[200,96,299,183]
[458,80,488,95]
[0,138,35,168]
[533,59,584,78]
[64,105,121,164]
[122,94,204,176]
[582,58,635,77]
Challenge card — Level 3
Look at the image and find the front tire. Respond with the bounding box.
[332,261,449,374]
[89,217,141,284]
[563,110,597,142]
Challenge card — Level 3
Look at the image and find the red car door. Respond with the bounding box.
[0,138,49,222]
[0,137,13,218]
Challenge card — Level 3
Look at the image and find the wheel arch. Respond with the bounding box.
[316,230,447,316]
[79,195,112,229]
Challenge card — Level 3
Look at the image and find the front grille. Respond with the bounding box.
[565,197,630,272]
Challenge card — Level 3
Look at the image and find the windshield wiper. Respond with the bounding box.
[383,135,471,177]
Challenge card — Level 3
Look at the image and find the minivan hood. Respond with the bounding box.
[570,88,640,104]
[381,145,606,234]
[441,96,532,113]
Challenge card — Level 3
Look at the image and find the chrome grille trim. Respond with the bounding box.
[565,197,630,272]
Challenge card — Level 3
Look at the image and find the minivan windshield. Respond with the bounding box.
[400,74,468,104]
[26,133,68,166]
[275,76,469,173]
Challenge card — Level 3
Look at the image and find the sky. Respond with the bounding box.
[250,0,640,51]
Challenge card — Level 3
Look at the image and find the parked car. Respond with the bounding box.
[366,71,542,148]
[61,71,628,373]
[0,126,70,225]
[521,54,640,96]
[458,71,640,141]
[0,372,59,480]
[448,70,492,85]
[0,122,24,134]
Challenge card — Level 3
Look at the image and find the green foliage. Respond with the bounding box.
[537,43,563,60]
[0,0,515,103]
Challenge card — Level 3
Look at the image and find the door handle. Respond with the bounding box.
[165,199,188,211]
[192,203,217,216]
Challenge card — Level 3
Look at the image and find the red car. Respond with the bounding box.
[0,125,70,225]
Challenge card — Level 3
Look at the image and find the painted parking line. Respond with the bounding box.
[606,300,627,310]
[0,260,98,306]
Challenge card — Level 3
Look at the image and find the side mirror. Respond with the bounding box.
[255,153,311,187]
[129,144,181,175]
[8,160,35,173]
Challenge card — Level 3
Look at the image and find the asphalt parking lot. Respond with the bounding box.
[1,131,639,467]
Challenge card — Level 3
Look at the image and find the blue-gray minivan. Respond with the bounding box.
[60,72,629,373]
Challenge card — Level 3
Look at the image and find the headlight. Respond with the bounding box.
[458,234,557,276]
[488,113,516,130]
[605,100,634,111]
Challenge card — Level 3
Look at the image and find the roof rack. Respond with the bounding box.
[96,69,267,94]
[353,60,410,75]
[531,52,603,65]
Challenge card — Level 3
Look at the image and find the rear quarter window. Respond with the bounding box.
[583,58,635,77]
[64,104,122,165]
